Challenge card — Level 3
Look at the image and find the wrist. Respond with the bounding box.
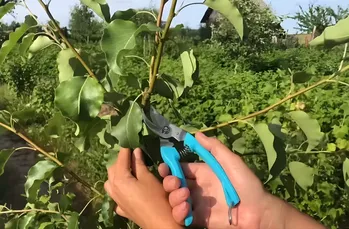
[259,193,287,229]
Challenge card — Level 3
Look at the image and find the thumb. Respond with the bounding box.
[131,148,150,179]
[194,132,246,171]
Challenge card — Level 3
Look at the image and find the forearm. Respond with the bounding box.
[260,194,326,229]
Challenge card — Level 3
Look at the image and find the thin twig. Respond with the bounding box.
[79,195,101,216]
[327,79,349,87]
[136,11,157,21]
[176,2,204,15]
[37,0,97,79]
[195,64,349,134]
[0,208,68,221]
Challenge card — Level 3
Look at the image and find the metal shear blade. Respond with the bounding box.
[142,106,186,142]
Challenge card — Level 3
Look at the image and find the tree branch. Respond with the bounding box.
[0,121,103,197]
[196,64,349,134]
[37,0,97,79]
[142,0,178,106]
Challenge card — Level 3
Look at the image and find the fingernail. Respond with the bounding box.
[134,149,142,160]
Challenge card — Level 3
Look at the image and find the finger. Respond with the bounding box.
[172,201,190,225]
[108,148,132,180]
[158,163,170,178]
[115,206,128,218]
[131,148,149,179]
[169,187,190,207]
[195,132,244,170]
[159,162,200,180]
[163,175,181,192]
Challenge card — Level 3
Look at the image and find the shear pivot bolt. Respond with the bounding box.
[162,126,170,134]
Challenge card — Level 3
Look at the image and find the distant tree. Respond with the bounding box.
[68,4,103,43]
[292,4,349,36]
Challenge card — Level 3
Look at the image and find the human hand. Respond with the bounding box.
[104,148,182,229]
[158,132,270,229]
[158,132,325,229]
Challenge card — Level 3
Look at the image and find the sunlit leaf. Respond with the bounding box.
[180,45,198,88]
[44,112,67,138]
[332,125,348,139]
[310,16,349,48]
[292,66,316,84]
[28,35,55,53]
[0,2,15,20]
[67,212,79,229]
[55,76,104,120]
[327,143,337,152]
[289,161,314,190]
[18,33,35,58]
[56,49,89,82]
[24,160,58,203]
[101,20,160,75]
[99,194,115,227]
[254,123,286,182]
[0,149,15,176]
[289,111,324,152]
[204,0,244,39]
[38,222,54,229]
[0,15,37,65]
[80,0,110,22]
[18,212,36,229]
[111,100,142,148]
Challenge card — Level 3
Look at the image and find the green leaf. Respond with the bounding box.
[99,194,115,227]
[24,160,58,203]
[180,46,198,88]
[67,212,79,229]
[80,0,110,22]
[38,222,54,229]
[12,107,37,123]
[44,112,66,138]
[0,15,37,65]
[0,110,11,135]
[5,217,19,229]
[204,0,244,39]
[343,158,349,188]
[59,193,75,213]
[254,123,286,182]
[310,16,349,48]
[111,100,142,148]
[154,74,184,100]
[101,20,159,75]
[0,149,15,176]
[121,74,141,90]
[18,212,36,229]
[0,2,15,20]
[341,102,349,117]
[74,118,107,152]
[19,33,35,58]
[111,9,137,21]
[56,49,89,82]
[232,137,245,154]
[289,161,314,190]
[289,111,324,152]
[28,35,55,53]
[332,125,348,139]
[54,77,104,121]
[292,66,316,84]
[327,143,337,152]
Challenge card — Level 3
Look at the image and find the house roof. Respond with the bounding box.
[200,0,268,23]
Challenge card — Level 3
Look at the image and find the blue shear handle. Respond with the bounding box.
[160,146,194,227]
[184,133,240,207]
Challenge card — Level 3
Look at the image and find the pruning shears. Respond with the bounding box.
[142,106,240,227]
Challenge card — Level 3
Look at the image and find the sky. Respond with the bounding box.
[1,0,349,34]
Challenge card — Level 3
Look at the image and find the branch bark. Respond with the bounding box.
[37,0,97,79]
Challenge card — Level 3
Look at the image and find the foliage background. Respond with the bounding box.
[0,1,349,229]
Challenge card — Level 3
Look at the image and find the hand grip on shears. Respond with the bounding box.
[161,147,194,226]
[161,133,240,227]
